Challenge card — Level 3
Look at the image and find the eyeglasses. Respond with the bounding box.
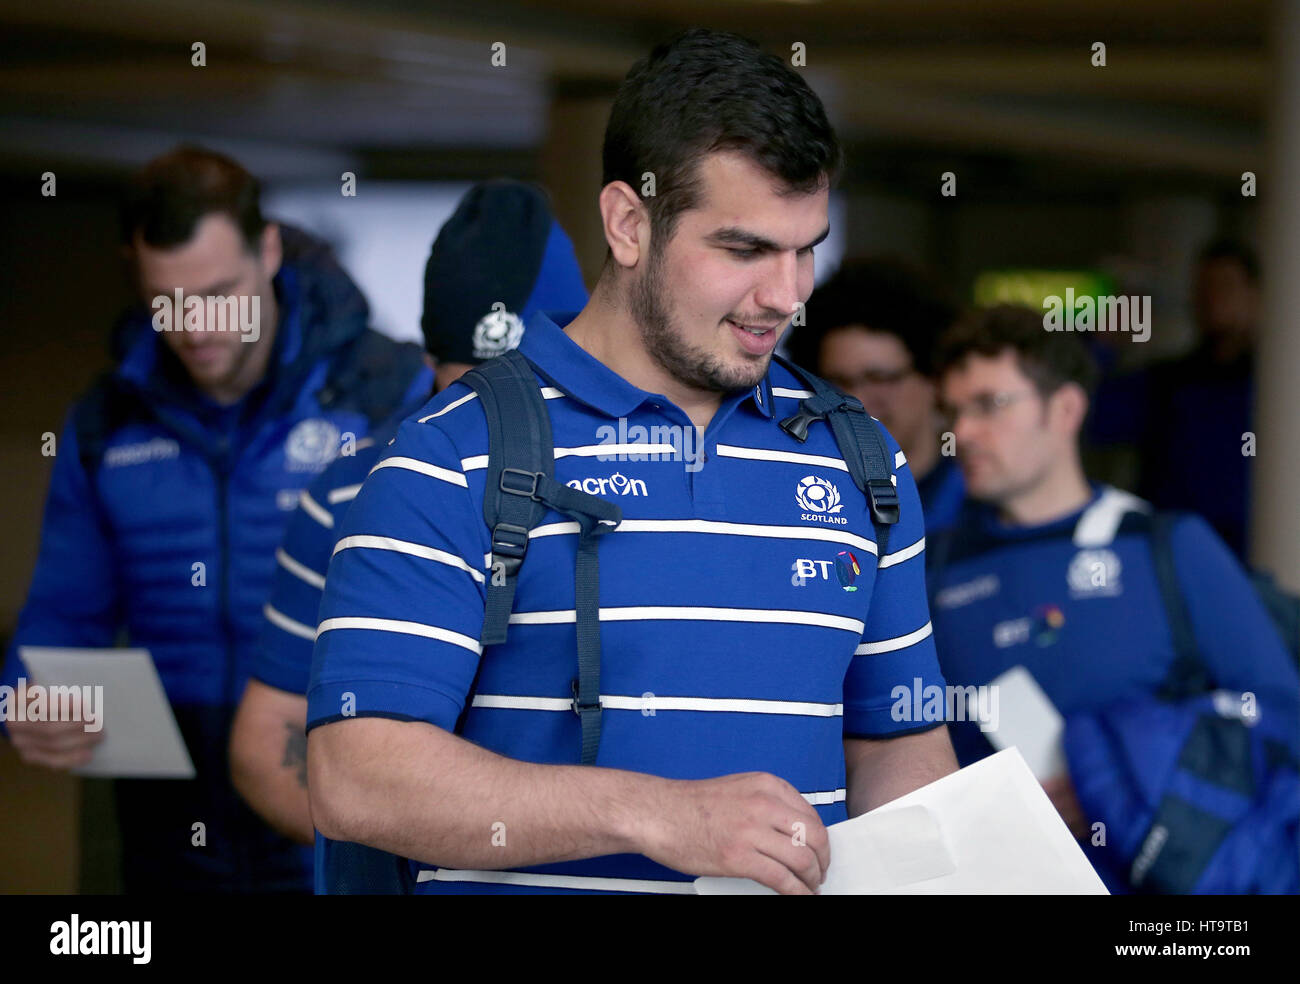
[940,389,1037,427]
[828,365,915,389]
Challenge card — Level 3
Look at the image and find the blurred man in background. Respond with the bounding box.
[1088,239,1261,558]
[927,304,1298,894]
[228,179,588,893]
[1,145,432,892]
[789,258,963,532]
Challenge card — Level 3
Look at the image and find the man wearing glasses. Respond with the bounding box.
[790,258,963,533]
[926,304,1298,893]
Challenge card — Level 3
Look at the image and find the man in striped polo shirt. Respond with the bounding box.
[307,28,958,895]
[228,179,589,857]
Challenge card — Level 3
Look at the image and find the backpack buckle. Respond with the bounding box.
[779,406,823,443]
[490,522,530,575]
[571,679,602,717]
[500,468,541,499]
[867,478,900,526]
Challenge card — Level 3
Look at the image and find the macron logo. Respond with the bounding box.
[565,473,648,497]
[50,914,151,964]
[103,438,180,469]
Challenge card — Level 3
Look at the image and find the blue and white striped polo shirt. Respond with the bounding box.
[306,310,946,894]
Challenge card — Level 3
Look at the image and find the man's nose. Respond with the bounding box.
[951,413,982,450]
[754,252,800,320]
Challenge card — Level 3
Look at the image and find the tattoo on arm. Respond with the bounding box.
[282,723,308,788]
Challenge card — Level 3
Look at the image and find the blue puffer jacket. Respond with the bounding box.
[1066,689,1299,894]
[2,225,432,892]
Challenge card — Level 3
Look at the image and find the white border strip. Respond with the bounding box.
[415,868,696,893]
[509,606,864,634]
[326,483,362,505]
[471,694,843,717]
[855,620,933,655]
[878,535,925,569]
[715,444,849,473]
[333,535,485,583]
[316,616,482,653]
[524,518,877,554]
[299,489,334,529]
[264,603,316,640]
[601,695,843,717]
[418,387,565,424]
[370,456,468,488]
[276,547,326,589]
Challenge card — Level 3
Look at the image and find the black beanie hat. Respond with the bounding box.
[420,180,555,365]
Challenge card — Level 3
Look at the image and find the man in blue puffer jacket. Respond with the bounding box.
[0,145,432,892]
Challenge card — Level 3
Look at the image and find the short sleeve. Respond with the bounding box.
[306,417,490,732]
[250,460,361,695]
[842,427,948,738]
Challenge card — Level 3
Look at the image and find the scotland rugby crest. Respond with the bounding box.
[285,417,340,472]
[472,303,526,359]
[796,475,847,525]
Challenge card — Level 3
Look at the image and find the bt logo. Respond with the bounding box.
[791,552,861,591]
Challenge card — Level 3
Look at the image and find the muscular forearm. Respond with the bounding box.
[308,716,669,870]
[844,725,958,817]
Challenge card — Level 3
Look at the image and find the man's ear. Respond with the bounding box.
[259,222,283,280]
[1050,381,1089,436]
[597,181,649,271]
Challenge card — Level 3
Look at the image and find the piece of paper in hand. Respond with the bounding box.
[17,647,195,778]
[695,805,955,895]
[694,748,1107,894]
[978,664,1066,781]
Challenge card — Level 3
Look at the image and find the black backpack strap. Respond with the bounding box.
[773,356,899,559]
[460,349,622,765]
[463,350,555,643]
[1148,511,1213,699]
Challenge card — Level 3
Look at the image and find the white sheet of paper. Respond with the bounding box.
[978,665,1065,781]
[18,647,195,778]
[694,748,1107,894]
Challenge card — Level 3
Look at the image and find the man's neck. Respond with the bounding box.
[997,456,1092,528]
[562,287,725,430]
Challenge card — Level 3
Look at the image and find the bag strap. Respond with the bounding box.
[772,355,899,558]
[1148,511,1213,699]
[460,349,622,764]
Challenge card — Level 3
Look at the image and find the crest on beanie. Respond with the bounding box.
[472,303,526,360]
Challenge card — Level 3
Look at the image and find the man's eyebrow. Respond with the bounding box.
[145,277,241,299]
[707,225,830,252]
[195,277,242,297]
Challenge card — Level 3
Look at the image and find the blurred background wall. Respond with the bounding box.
[0,0,1291,891]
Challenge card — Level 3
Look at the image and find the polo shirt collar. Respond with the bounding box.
[520,310,776,421]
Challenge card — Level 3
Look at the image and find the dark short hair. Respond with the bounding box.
[602,28,841,250]
[1197,237,1259,283]
[935,304,1099,399]
[790,257,956,377]
[121,145,266,252]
